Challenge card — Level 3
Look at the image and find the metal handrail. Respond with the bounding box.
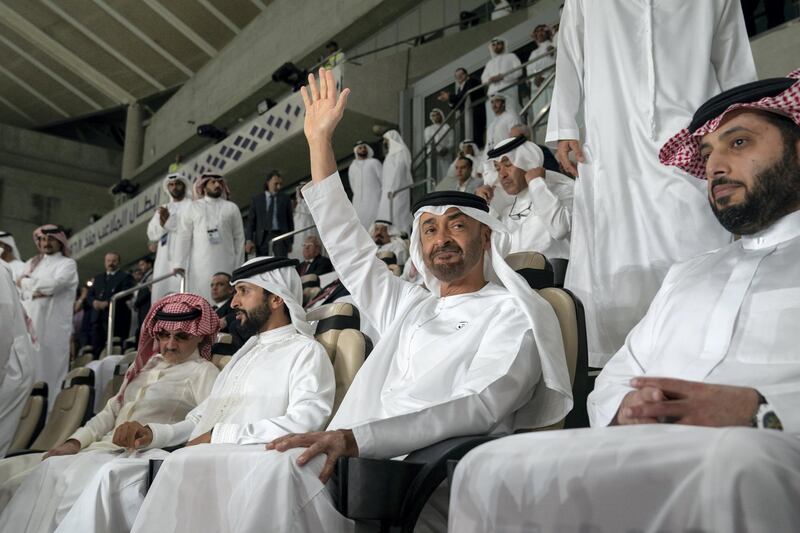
[412,51,557,176]
[106,271,185,357]
[388,178,434,223]
[518,69,556,117]
[269,224,316,248]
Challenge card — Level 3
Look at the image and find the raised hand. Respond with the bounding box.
[300,68,350,147]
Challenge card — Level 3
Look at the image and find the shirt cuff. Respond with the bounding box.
[69,427,95,449]
[350,423,377,458]
[210,423,239,444]
[147,420,194,450]
[302,171,342,210]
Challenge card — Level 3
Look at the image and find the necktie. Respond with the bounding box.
[267,194,276,231]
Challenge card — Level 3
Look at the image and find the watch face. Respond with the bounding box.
[763,411,784,431]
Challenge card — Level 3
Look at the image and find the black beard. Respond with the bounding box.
[206,189,222,199]
[238,303,271,332]
[170,190,185,200]
[423,235,483,283]
[710,143,800,235]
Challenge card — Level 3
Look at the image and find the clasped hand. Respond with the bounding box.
[615,377,759,427]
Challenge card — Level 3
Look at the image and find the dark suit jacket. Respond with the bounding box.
[213,299,256,355]
[297,255,333,277]
[246,191,294,248]
[448,77,486,146]
[88,271,134,326]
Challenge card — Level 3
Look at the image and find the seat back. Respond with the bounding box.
[307,303,369,414]
[72,345,95,369]
[9,382,48,451]
[506,251,554,289]
[387,264,402,277]
[29,368,95,450]
[537,288,589,429]
[212,354,233,370]
[377,251,397,265]
[122,335,137,351]
[107,352,136,402]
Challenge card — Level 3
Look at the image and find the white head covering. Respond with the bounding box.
[489,92,507,102]
[0,231,21,261]
[409,195,572,428]
[161,171,194,201]
[231,256,314,337]
[459,139,481,157]
[487,137,544,170]
[353,141,374,159]
[382,130,412,163]
[369,219,401,238]
[429,108,445,123]
[489,36,509,58]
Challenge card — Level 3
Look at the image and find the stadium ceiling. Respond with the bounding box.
[0,0,268,130]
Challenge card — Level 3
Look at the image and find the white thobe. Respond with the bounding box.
[377,237,409,266]
[146,198,190,302]
[496,171,573,260]
[526,40,556,123]
[485,110,517,150]
[0,352,217,533]
[19,253,78,399]
[132,172,547,533]
[348,158,383,229]
[174,197,245,302]
[290,199,317,260]
[546,0,756,366]
[0,264,35,457]
[481,53,522,117]
[449,209,800,533]
[67,326,334,533]
[376,154,413,234]
[423,123,455,181]
[1,259,25,282]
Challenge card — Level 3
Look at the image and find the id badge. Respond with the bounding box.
[207,228,221,244]
[159,233,168,247]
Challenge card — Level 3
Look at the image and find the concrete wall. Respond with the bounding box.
[750,18,800,78]
[0,122,119,259]
[136,0,425,182]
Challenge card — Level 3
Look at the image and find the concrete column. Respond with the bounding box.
[121,102,144,180]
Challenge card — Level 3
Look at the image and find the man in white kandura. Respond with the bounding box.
[69,256,334,532]
[0,293,219,531]
[130,68,571,533]
[444,139,484,181]
[485,94,517,151]
[347,141,383,229]
[0,263,35,458]
[526,24,556,126]
[369,219,409,266]
[548,0,757,367]
[0,231,25,282]
[476,136,573,259]
[174,173,245,302]
[147,171,193,302]
[16,225,78,401]
[376,130,414,234]
[450,73,800,533]
[481,37,522,118]
[424,108,455,181]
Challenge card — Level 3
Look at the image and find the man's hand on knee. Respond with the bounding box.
[44,439,81,459]
[266,430,359,484]
[613,386,666,425]
[112,421,153,450]
[622,377,760,427]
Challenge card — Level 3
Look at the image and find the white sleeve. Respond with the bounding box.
[146,211,163,243]
[545,0,584,145]
[350,315,540,459]
[172,204,194,270]
[211,344,335,444]
[230,204,246,266]
[304,173,422,335]
[20,258,78,296]
[526,177,573,240]
[0,270,16,376]
[711,0,757,90]
[70,395,123,448]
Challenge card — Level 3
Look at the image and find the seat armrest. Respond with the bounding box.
[4,449,46,458]
[335,457,423,521]
[145,443,186,489]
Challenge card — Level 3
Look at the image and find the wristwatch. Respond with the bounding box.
[751,392,783,430]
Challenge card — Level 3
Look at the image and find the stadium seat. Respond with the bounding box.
[6,368,95,456]
[505,251,554,289]
[212,354,233,370]
[550,258,568,288]
[332,287,588,530]
[306,303,372,414]
[377,251,398,265]
[8,382,48,451]
[122,336,137,351]
[387,264,403,277]
[302,275,322,305]
[71,345,94,369]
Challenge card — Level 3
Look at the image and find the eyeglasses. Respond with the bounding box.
[507,198,532,220]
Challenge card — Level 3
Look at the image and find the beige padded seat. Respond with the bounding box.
[306,303,372,414]
[215,332,233,345]
[506,251,554,289]
[301,274,320,288]
[11,368,95,453]
[303,286,322,305]
[8,382,48,451]
[100,353,134,407]
[212,354,233,370]
[387,264,402,277]
[72,345,95,369]
[99,343,122,359]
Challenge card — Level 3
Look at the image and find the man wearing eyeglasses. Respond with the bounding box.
[476,135,573,260]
